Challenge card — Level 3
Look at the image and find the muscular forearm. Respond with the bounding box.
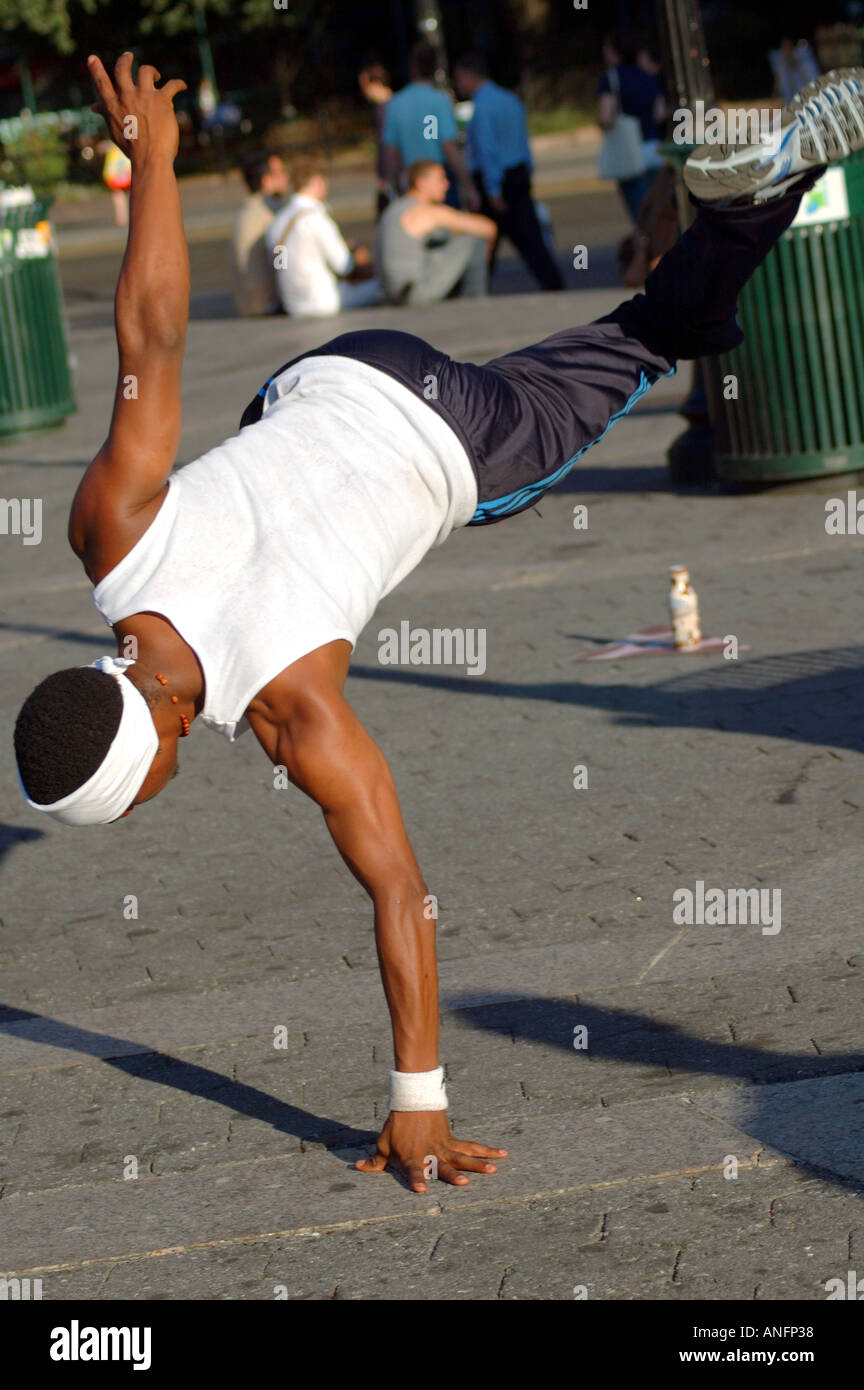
[272,685,443,1077]
[115,157,189,354]
[264,663,508,1189]
[373,882,440,1073]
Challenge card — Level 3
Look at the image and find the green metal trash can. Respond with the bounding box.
[706,149,864,481]
[0,188,76,440]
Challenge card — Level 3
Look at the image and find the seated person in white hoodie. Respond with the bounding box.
[267,158,380,317]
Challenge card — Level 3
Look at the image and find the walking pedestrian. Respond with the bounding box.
[453,52,564,291]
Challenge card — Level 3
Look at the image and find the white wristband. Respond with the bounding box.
[388,1065,448,1112]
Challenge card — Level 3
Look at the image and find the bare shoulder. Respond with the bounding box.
[399,202,440,237]
[68,450,169,585]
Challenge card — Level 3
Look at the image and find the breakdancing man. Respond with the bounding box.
[14,55,864,1192]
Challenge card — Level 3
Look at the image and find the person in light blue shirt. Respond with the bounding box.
[454,52,564,290]
[382,41,474,208]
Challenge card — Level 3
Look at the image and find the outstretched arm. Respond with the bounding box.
[248,655,507,1194]
[268,681,439,1076]
[69,53,189,560]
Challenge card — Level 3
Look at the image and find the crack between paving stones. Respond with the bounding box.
[1,1156,790,1279]
[632,928,688,984]
[6,1057,861,1204]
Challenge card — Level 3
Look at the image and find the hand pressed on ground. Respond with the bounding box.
[356,1109,508,1193]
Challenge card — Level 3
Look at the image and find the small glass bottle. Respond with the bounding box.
[669,565,701,650]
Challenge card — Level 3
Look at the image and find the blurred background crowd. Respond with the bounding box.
[1,0,863,318]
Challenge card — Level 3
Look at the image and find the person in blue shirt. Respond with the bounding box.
[453,52,564,291]
[382,41,474,209]
[597,29,667,223]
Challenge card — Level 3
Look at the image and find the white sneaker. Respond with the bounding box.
[683,68,864,206]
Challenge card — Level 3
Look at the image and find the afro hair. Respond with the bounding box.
[14,667,124,805]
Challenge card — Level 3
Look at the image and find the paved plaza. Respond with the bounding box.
[1,175,863,1299]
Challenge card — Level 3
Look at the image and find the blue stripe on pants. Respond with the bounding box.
[468,363,676,524]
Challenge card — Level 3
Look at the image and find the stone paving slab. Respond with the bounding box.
[35,1168,854,1301]
[7,1154,862,1302]
[0,1090,782,1271]
[4,957,862,1204]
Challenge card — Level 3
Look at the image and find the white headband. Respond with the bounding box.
[21,656,160,826]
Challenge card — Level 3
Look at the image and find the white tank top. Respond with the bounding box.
[92,355,478,740]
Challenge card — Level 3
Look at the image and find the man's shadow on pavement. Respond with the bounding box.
[444,993,864,1193]
[349,644,864,758]
[1,997,863,1191]
[0,1004,375,1156]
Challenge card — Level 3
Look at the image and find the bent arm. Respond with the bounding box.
[274,689,440,1073]
[428,202,497,240]
[317,213,355,278]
